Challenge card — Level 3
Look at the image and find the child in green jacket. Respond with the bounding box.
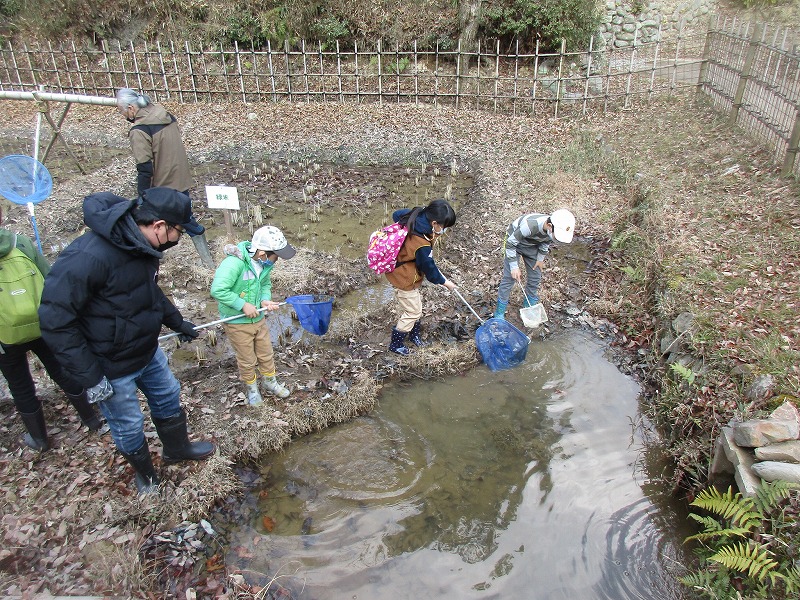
[210,226,296,406]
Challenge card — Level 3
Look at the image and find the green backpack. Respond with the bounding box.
[0,241,45,345]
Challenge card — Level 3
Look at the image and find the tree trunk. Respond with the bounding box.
[457,0,481,71]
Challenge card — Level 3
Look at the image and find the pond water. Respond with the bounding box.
[196,159,475,261]
[214,329,692,599]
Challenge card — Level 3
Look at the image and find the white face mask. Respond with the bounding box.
[433,226,448,235]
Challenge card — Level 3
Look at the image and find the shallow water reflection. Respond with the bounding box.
[221,329,691,599]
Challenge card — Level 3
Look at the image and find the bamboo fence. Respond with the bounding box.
[0,31,707,117]
[699,16,800,177]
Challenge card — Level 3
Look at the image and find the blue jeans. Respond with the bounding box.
[97,348,182,454]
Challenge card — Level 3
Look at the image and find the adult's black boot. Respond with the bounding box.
[120,440,160,494]
[65,391,106,432]
[19,407,49,451]
[152,410,215,464]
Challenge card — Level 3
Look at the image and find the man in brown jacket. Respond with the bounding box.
[116,88,214,268]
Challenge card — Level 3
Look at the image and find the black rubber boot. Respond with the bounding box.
[120,440,161,494]
[66,391,106,432]
[152,410,215,464]
[19,407,49,451]
[389,327,411,356]
[408,321,429,347]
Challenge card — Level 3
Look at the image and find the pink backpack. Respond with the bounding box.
[366,208,421,274]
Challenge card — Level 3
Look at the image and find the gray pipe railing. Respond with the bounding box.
[0,90,117,106]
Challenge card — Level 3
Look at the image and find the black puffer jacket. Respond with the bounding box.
[38,192,183,387]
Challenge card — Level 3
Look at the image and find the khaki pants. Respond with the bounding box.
[395,288,422,332]
[223,320,276,384]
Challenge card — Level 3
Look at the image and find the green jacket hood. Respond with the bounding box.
[0,228,16,257]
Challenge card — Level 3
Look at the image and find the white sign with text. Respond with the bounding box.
[205,185,240,210]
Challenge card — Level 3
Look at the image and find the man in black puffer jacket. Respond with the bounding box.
[39,187,215,494]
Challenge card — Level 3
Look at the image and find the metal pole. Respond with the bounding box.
[451,288,484,324]
[158,304,286,342]
[0,89,117,105]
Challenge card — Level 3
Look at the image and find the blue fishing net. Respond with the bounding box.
[475,318,530,371]
[0,155,53,205]
[285,294,334,336]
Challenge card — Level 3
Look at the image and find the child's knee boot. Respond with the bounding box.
[389,327,411,356]
[408,321,429,347]
[522,295,540,308]
[493,300,508,320]
[262,375,290,399]
[245,381,264,406]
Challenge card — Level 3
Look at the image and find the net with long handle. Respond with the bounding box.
[0,155,52,205]
[285,295,334,335]
[0,155,52,252]
[452,289,529,371]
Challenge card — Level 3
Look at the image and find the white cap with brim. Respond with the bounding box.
[249,225,296,259]
[550,208,575,244]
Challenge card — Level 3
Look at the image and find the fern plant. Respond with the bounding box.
[670,362,696,387]
[680,482,799,599]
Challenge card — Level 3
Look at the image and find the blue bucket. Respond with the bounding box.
[285,295,334,336]
[475,318,529,372]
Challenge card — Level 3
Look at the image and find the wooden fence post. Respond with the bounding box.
[475,38,481,109]
[156,41,169,100]
[696,15,714,97]
[267,40,276,102]
[336,40,343,103]
[413,40,419,105]
[301,39,309,103]
[555,38,566,118]
[354,40,361,103]
[235,41,245,103]
[730,23,762,126]
[378,39,383,105]
[395,42,400,103]
[512,38,519,116]
[455,38,461,110]
[284,40,292,101]
[493,39,499,113]
[531,38,540,116]
[781,109,800,177]
[319,41,326,103]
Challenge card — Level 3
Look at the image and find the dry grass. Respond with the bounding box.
[269,247,315,292]
[82,534,158,593]
[280,371,378,434]
[171,454,241,520]
[401,340,480,379]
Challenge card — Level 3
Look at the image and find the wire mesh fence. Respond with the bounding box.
[0,16,798,175]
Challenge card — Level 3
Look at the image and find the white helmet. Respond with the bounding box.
[249,225,296,259]
[550,209,575,243]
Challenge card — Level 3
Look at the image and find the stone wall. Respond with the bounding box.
[599,0,716,47]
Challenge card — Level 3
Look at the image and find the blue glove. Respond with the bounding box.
[87,376,114,404]
[176,320,199,343]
